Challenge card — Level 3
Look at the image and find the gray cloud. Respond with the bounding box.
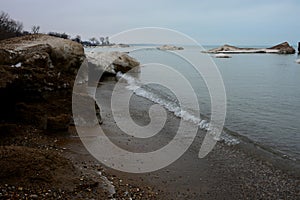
[1,0,299,45]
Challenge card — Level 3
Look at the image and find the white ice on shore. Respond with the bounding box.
[214,49,279,54]
[215,53,231,58]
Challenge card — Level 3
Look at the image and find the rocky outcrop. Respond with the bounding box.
[268,42,296,54]
[0,34,85,73]
[204,42,295,54]
[0,34,85,131]
[157,45,184,51]
[86,51,140,75]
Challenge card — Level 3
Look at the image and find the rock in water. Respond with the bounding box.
[157,45,184,50]
[86,51,140,75]
[204,42,295,54]
[268,42,296,54]
[296,59,300,64]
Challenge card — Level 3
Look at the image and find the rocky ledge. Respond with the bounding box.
[0,34,85,131]
[0,35,156,199]
[0,35,140,131]
[204,42,295,54]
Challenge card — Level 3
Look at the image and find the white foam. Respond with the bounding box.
[116,72,239,145]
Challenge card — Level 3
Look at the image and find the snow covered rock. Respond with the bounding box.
[86,51,140,75]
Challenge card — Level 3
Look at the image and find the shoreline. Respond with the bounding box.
[1,33,299,199]
[116,70,300,175]
[85,80,299,199]
[1,71,299,199]
[223,126,300,177]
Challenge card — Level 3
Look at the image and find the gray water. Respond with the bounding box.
[88,45,300,162]
[213,52,300,160]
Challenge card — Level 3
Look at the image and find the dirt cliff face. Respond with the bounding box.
[0,35,157,199]
[0,34,85,131]
[0,34,88,197]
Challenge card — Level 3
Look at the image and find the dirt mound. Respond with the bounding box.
[0,146,80,190]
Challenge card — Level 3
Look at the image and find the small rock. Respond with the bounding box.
[30,194,38,199]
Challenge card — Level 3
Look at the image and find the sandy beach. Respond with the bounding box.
[0,34,299,199]
[61,80,299,199]
[1,1,300,199]
[1,78,299,199]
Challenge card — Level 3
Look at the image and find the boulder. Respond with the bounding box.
[157,45,184,51]
[86,51,140,75]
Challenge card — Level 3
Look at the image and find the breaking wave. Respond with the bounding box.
[116,72,239,145]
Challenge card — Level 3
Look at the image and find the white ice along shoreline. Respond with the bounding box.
[116,72,239,145]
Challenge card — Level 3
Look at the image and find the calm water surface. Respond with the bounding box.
[89,46,300,161]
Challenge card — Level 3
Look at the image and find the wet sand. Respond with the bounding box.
[63,80,300,199]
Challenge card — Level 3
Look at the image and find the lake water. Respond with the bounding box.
[87,45,300,162]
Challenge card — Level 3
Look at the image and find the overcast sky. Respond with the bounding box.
[1,0,299,45]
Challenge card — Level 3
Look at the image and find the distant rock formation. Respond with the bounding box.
[111,44,130,48]
[268,42,296,54]
[157,45,184,51]
[86,51,140,75]
[204,42,295,54]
